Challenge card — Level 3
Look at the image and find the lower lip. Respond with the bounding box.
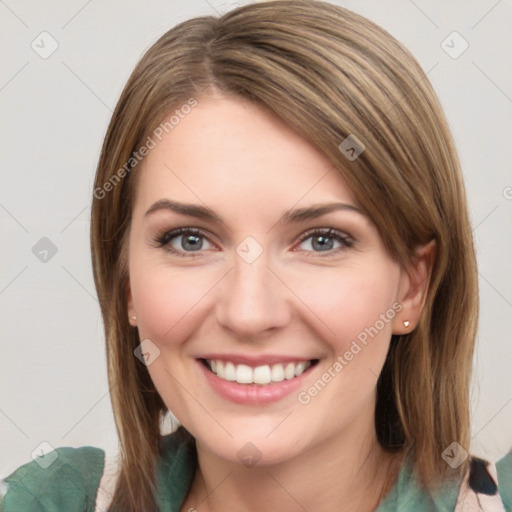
[197,359,317,405]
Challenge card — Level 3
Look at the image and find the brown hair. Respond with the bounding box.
[90,1,478,510]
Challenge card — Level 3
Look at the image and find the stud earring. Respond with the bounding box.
[403,320,410,328]
[130,315,137,324]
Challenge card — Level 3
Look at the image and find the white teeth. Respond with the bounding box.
[216,361,225,379]
[284,362,296,380]
[253,365,271,385]
[224,362,236,381]
[206,359,313,385]
[236,364,253,384]
[271,364,285,382]
[294,361,308,377]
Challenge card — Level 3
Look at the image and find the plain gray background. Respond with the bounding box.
[1,0,511,478]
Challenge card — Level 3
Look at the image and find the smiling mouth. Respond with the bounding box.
[200,358,319,385]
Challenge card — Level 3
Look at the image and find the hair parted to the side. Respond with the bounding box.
[90,1,478,510]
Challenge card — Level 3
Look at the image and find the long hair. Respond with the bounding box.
[90,1,478,510]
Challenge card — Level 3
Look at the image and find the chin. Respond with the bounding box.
[191,422,305,467]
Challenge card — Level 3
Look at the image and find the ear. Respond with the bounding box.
[392,239,436,335]
[126,279,137,326]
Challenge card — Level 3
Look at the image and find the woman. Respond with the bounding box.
[2,1,511,511]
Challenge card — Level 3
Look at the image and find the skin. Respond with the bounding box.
[126,93,435,512]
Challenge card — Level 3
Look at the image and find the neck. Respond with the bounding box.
[181,408,403,512]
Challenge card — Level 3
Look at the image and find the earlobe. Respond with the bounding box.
[126,280,137,326]
[393,239,436,335]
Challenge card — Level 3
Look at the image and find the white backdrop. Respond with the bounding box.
[1,0,511,478]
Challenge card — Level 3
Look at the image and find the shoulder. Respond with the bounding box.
[454,451,512,511]
[495,450,512,510]
[1,445,106,512]
[380,449,512,511]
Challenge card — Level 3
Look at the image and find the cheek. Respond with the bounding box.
[130,264,217,342]
[128,261,217,417]
[290,265,400,433]
[290,262,400,352]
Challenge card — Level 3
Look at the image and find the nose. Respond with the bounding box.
[215,249,291,340]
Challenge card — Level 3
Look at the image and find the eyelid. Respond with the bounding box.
[154,226,354,257]
[293,227,354,255]
[154,227,217,257]
[157,227,211,245]
[296,227,353,243]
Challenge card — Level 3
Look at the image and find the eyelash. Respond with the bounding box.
[154,227,354,258]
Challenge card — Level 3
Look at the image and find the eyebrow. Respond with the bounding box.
[144,199,365,225]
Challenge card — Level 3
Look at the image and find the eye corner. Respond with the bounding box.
[294,227,355,256]
[150,226,217,258]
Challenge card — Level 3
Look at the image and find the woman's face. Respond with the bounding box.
[127,94,412,465]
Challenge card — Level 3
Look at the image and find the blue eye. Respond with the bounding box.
[156,228,213,257]
[155,227,353,258]
[296,228,354,255]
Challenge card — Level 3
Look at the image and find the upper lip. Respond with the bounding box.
[198,353,319,367]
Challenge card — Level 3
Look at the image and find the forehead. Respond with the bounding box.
[133,95,357,215]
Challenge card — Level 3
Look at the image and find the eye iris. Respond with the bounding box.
[182,233,202,251]
[164,230,345,254]
[312,234,333,251]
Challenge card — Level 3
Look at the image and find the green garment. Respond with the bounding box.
[2,428,511,511]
